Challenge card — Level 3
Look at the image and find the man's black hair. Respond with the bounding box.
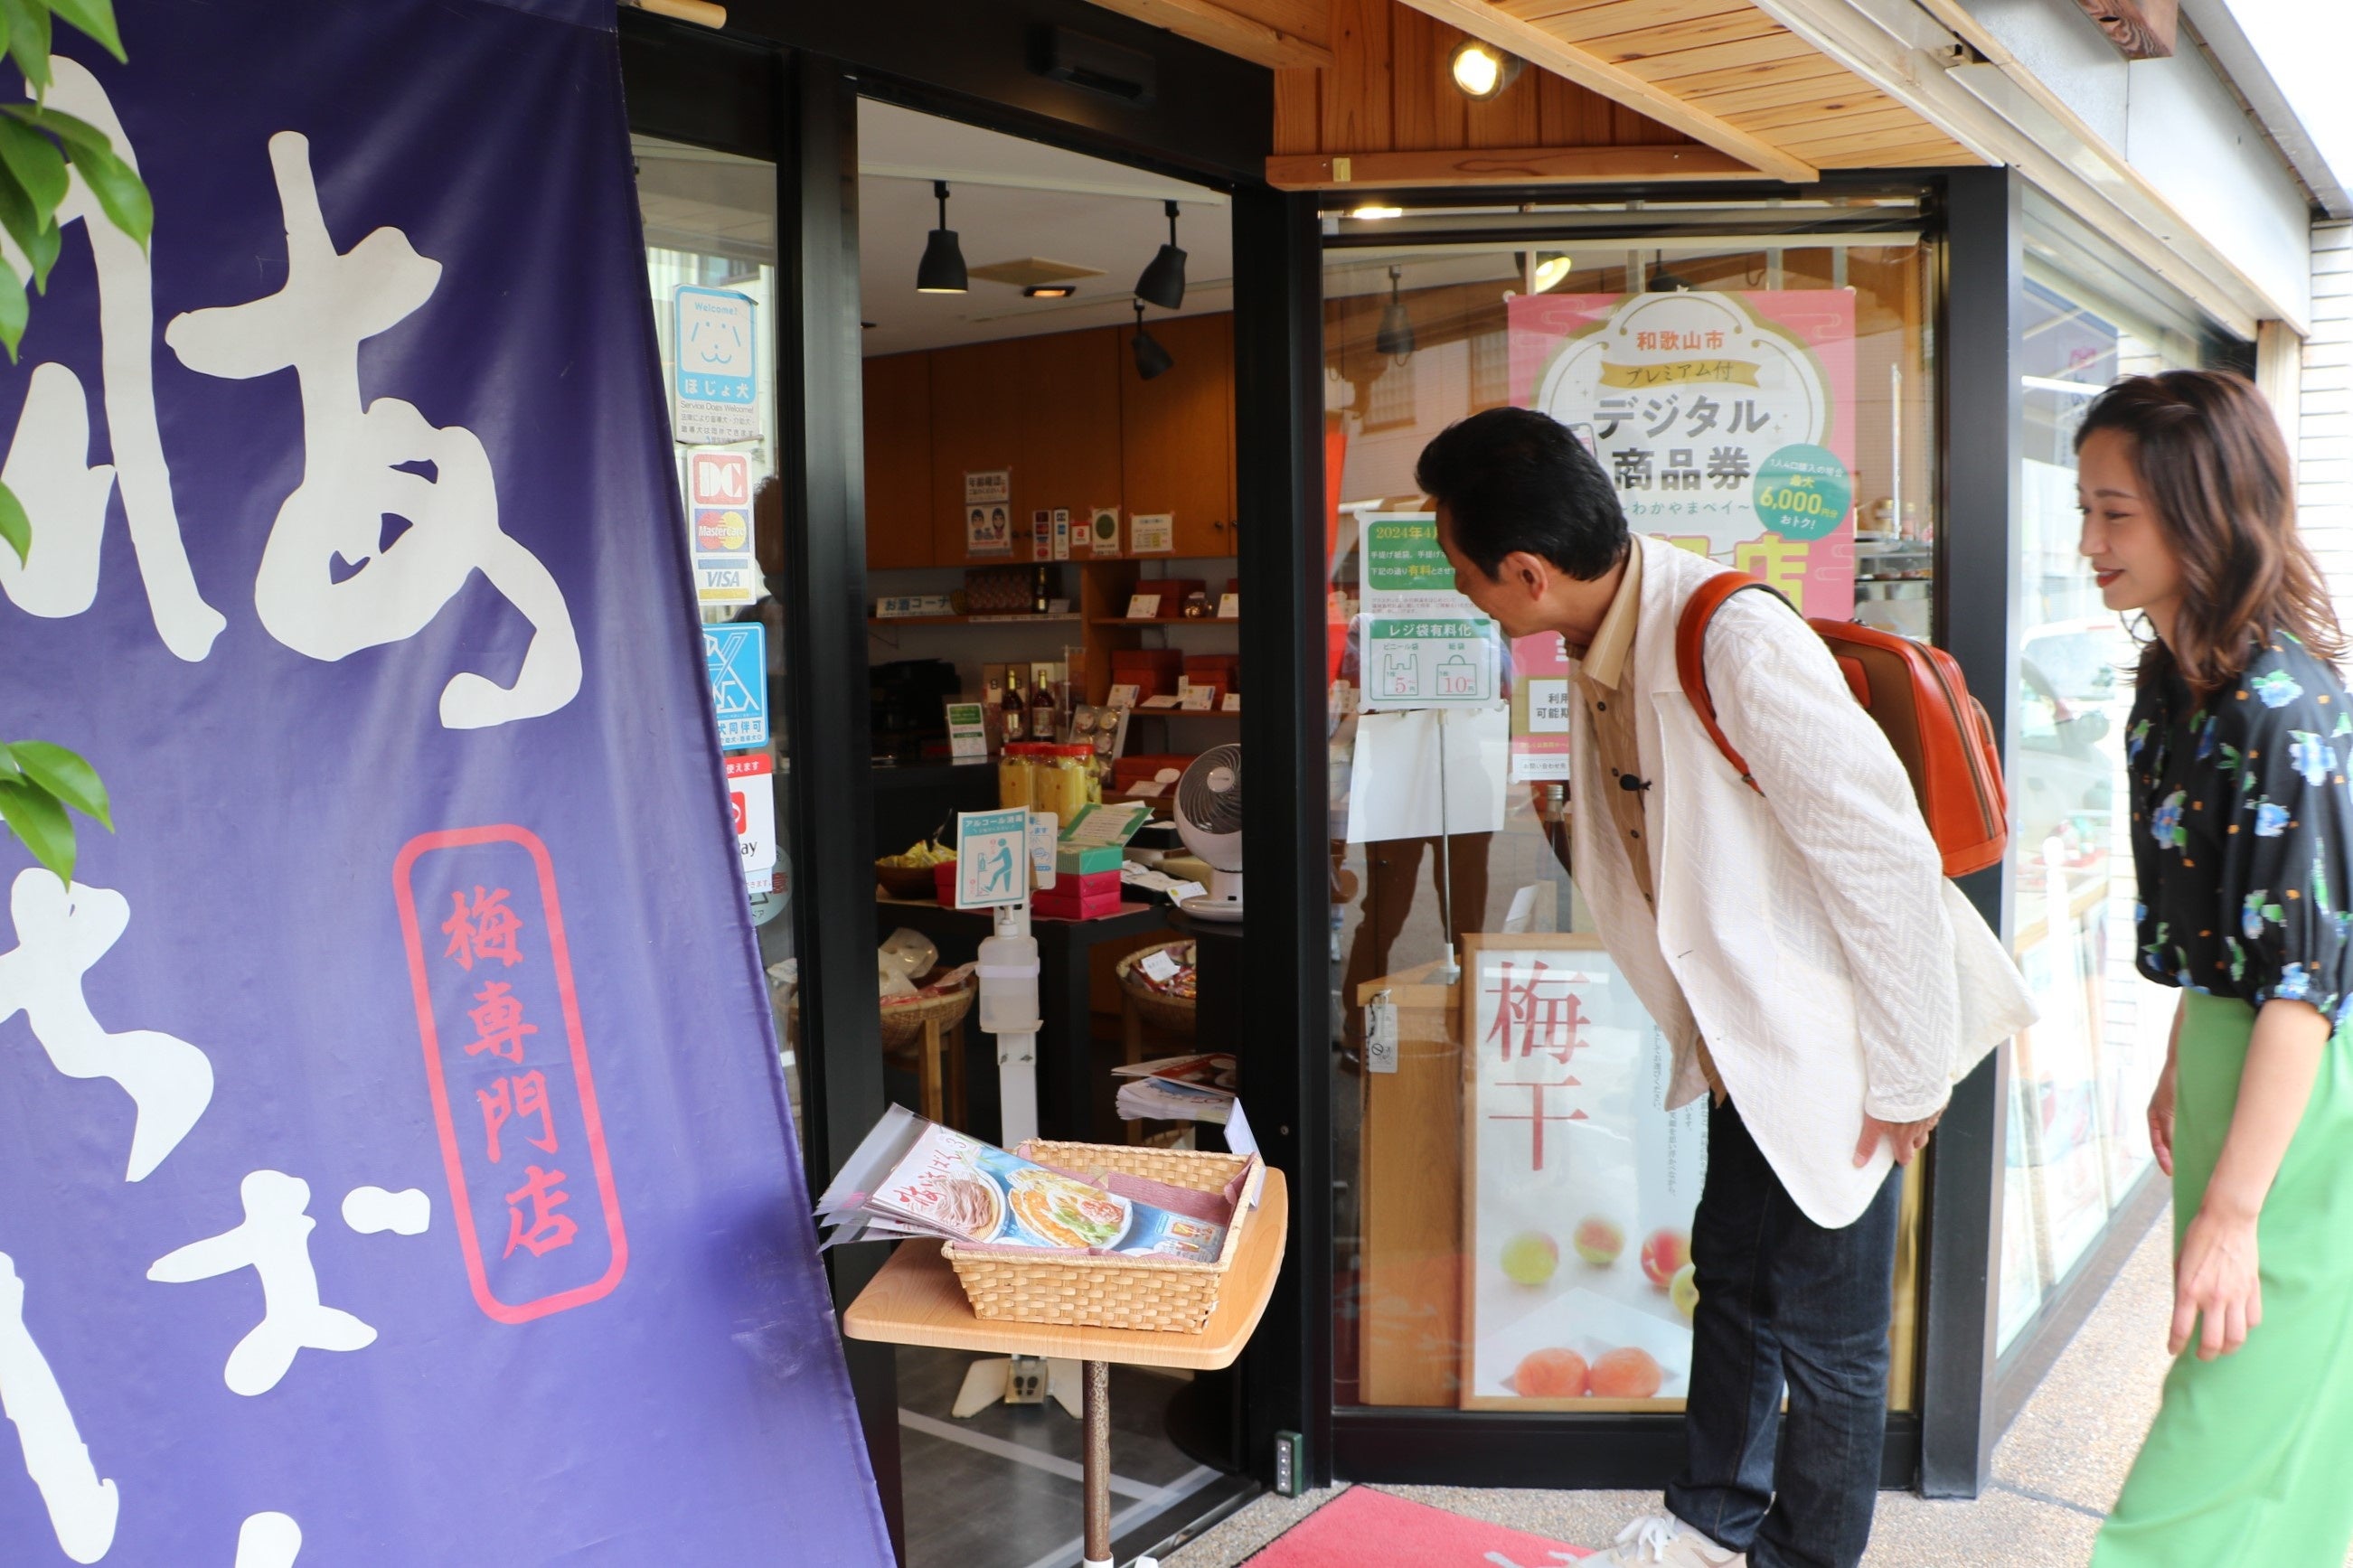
[1415,408,1628,581]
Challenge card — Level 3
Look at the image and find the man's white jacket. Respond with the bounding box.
[1570,536,2037,1228]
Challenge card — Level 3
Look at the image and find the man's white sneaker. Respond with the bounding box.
[1586,1513,1745,1566]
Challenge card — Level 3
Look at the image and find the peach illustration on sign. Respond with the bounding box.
[1642,1227,1690,1288]
[1511,1347,1588,1398]
[1573,1216,1624,1267]
[1499,1231,1558,1286]
[1588,1347,1664,1400]
[1671,1263,1699,1322]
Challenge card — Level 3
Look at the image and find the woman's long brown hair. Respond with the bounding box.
[2076,370,2346,694]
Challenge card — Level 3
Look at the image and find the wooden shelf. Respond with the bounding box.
[868,613,1083,628]
[1089,617,1242,628]
[1131,707,1240,719]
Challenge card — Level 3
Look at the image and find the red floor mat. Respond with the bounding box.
[1242,1486,1592,1566]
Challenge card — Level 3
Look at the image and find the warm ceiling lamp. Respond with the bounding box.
[1134,199,1188,310]
[1448,39,1523,100]
[1531,252,1574,292]
[1376,267,1415,361]
[1131,299,1173,380]
[1349,204,1405,221]
[916,180,968,295]
[1023,285,1078,299]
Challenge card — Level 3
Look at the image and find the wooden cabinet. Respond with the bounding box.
[929,340,1030,566]
[862,352,933,570]
[1119,312,1235,560]
[1016,327,1124,537]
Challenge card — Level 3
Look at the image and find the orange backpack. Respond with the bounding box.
[1674,575,2009,879]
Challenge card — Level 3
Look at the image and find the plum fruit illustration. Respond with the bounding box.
[1572,1216,1624,1267]
[1512,1347,1589,1398]
[1670,1263,1699,1322]
[1587,1346,1665,1399]
[1499,1231,1559,1286]
[1641,1227,1691,1288]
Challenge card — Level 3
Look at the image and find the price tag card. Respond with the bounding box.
[945,700,989,763]
[1366,995,1399,1074]
[1141,695,1182,709]
[1220,692,1243,713]
[1180,685,1217,711]
[1217,592,1240,619]
[1125,594,1162,620]
[1140,949,1181,983]
[1107,683,1141,710]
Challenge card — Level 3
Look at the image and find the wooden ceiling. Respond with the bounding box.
[1082,0,1984,188]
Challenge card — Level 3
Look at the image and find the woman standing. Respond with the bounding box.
[2086,370,2353,1566]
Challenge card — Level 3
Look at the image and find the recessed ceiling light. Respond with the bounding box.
[1349,204,1405,220]
[1023,285,1078,299]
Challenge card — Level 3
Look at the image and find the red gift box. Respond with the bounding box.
[1033,869,1123,920]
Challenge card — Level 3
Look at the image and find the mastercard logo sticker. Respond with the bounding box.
[695,506,749,552]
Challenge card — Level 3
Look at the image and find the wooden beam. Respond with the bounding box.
[2069,0,2176,59]
[1078,0,1335,70]
[1390,0,1817,182]
[1266,142,1771,188]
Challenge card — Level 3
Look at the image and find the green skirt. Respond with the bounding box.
[2093,991,2353,1567]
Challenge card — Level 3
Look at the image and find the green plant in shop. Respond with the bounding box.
[0,0,142,881]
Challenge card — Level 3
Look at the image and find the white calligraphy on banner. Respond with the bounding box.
[0,65,579,729]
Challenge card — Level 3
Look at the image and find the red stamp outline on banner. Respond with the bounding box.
[393,824,629,1324]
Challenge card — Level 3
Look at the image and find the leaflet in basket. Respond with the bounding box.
[876,1123,1227,1260]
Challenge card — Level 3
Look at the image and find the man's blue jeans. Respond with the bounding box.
[1662,1098,1902,1568]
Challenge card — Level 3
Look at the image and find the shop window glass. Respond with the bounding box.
[1994,195,2241,1353]
[1323,202,1937,1413]
[632,136,802,1153]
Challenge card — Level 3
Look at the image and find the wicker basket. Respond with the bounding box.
[1115,941,1198,1037]
[878,980,974,1051]
[941,1141,1261,1333]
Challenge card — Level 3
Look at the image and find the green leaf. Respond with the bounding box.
[0,776,74,884]
[9,105,111,162]
[0,166,61,291]
[0,254,24,363]
[0,479,24,568]
[0,0,50,91]
[10,742,108,829]
[0,117,65,227]
[61,140,146,250]
[0,743,20,781]
[45,0,124,62]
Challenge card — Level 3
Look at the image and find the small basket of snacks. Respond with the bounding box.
[876,929,974,1049]
[876,838,953,900]
[818,1106,1264,1334]
[1115,939,1197,1036]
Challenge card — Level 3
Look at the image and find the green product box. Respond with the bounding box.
[1056,844,1125,875]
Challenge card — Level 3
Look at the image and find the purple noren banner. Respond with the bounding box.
[0,2,894,1563]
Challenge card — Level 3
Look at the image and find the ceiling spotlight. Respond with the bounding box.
[1647,268,1694,294]
[1376,267,1415,361]
[1134,199,1188,310]
[1131,299,1173,381]
[1023,285,1078,299]
[1532,252,1574,293]
[1349,204,1405,221]
[1448,39,1523,100]
[916,180,967,295]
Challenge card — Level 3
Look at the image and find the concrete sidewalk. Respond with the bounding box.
[1166,1200,2348,1566]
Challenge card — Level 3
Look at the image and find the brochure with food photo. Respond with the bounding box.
[869,1121,1228,1262]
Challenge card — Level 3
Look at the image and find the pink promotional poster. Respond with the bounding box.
[1509,291,1859,620]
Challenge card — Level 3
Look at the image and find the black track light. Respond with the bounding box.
[1134,199,1187,310]
[1376,266,1415,361]
[1131,299,1173,381]
[916,180,967,295]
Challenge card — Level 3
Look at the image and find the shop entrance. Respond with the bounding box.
[855,97,1255,1568]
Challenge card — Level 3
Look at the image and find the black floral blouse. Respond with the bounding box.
[2129,632,2353,1022]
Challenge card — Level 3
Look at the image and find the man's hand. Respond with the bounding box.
[1855,1110,1943,1169]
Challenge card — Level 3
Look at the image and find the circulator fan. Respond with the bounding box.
[1172,744,1244,922]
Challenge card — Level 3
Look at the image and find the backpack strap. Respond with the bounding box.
[1673,573,1795,797]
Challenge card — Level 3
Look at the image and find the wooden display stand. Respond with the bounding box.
[1353,960,1463,1408]
[845,1170,1288,1568]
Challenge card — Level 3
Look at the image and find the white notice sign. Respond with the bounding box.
[673,286,758,444]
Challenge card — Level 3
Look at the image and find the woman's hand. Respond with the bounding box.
[2148,1056,2179,1178]
[2170,1206,2262,1359]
